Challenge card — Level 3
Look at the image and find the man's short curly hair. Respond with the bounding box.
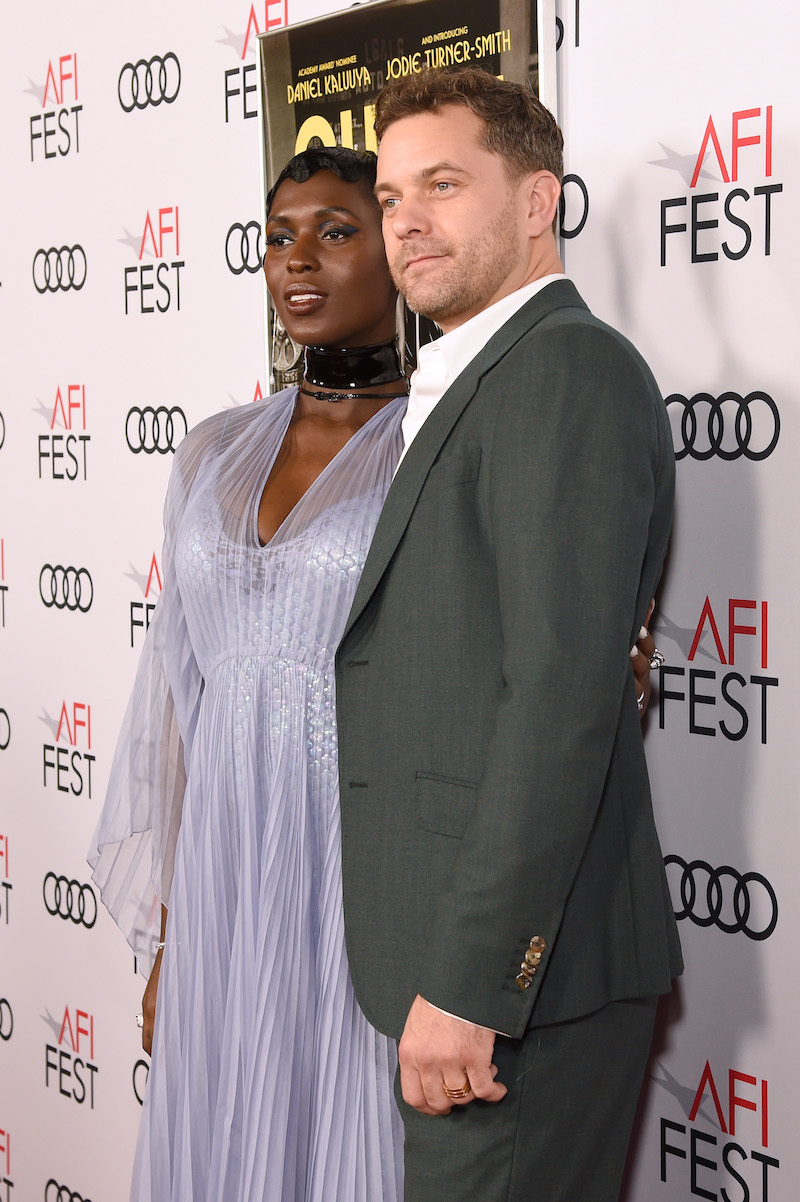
[374,67,563,184]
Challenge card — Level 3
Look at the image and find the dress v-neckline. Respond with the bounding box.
[253,391,403,550]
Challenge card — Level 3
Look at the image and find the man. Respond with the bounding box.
[335,68,682,1201]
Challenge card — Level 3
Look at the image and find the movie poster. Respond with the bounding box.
[258,0,556,384]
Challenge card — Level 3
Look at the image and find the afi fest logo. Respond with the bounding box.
[37,384,90,481]
[122,206,184,314]
[28,52,82,161]
[0,835,10,927]
[44,1005,98,1108]
[127,552,162,646]
[657,1059,779,1200]
[222,1,288,123]
[655,104,782,265]
[657,596,778,744]
[0,1127,11,1202]
[41,700,96,800]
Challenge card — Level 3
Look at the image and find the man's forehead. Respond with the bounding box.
[376,109,490,181]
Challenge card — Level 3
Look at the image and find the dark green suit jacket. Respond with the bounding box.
[335,280,682,1041]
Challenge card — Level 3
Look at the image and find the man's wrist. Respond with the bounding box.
[424,997,508,1037]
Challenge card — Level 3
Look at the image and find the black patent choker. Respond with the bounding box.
[303,338,406,392]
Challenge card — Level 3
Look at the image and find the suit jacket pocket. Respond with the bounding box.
[418,447,481,496]
[415,771,478,838]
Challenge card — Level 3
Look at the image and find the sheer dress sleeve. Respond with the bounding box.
[87,413,226,975]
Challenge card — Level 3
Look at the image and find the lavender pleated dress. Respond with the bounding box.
[89,389,406,1201]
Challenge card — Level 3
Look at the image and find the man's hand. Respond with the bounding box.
[398,994,507,1115]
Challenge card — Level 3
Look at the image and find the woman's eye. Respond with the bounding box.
[323,225,357,241]
[265,232,292,248]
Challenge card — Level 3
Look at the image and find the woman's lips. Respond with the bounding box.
[284,287,327,314]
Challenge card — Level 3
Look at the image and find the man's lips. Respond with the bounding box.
[402,253,446,271]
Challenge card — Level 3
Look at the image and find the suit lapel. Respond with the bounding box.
[342,280,588,642]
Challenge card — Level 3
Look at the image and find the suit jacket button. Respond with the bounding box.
[516,972,532,990]
[529,935,546,951]
[525,949,542,967]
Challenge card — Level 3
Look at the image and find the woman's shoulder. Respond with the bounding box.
[173,387,297,490]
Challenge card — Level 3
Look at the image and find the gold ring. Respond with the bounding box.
[442,1076,471,1100]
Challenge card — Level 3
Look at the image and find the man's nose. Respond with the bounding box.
[386,195,429,239]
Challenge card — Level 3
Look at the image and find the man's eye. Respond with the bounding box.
[434,181,451,193]
[381,198,398,211]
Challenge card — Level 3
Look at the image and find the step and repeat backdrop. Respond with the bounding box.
[0,1,796,1198]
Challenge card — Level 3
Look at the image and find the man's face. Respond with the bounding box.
[375,106,531,331]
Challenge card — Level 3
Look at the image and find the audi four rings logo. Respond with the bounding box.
[0,997,12,1041]
[125,405,187,454]
[133,1058,150,1106]
[43,873,98,928]
[0,410,5,449]
[665,855,778,941]
[39,565,94,612]
[667,391,780,461]
[118,53,181,111]
[33,246,87,293]
[225,221,262,275]
[45,1182,90,1202]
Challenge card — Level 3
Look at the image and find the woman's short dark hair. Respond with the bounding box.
[266,147,378,216]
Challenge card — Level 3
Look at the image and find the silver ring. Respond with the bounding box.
[136,1013,144,1029]
[649,648,666,670]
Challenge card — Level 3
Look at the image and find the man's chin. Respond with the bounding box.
[400,287,457,324]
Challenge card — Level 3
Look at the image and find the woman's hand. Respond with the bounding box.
[141,946,163,1055]
[631,600,659,719]
[141,904,167,1055]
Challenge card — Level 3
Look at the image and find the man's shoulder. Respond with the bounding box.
[505,286,660,395]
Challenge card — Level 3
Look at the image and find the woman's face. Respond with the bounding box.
[264,170,397,349]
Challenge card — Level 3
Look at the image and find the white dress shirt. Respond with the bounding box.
[396,274,567,472]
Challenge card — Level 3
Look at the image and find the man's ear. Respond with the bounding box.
[523,171,561,236]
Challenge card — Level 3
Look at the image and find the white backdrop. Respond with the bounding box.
[0,2,796,1199]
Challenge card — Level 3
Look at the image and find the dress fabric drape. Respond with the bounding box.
[89,388,406,1201]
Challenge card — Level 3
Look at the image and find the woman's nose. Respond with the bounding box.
[286,232,320,272]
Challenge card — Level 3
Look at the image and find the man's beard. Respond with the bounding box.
[390,195,521,324]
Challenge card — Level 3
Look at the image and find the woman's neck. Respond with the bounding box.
[301,337,407,402]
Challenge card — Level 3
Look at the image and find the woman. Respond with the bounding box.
[89,147,408,1201]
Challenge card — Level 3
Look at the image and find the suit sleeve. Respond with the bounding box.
[416,318,674,1036]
